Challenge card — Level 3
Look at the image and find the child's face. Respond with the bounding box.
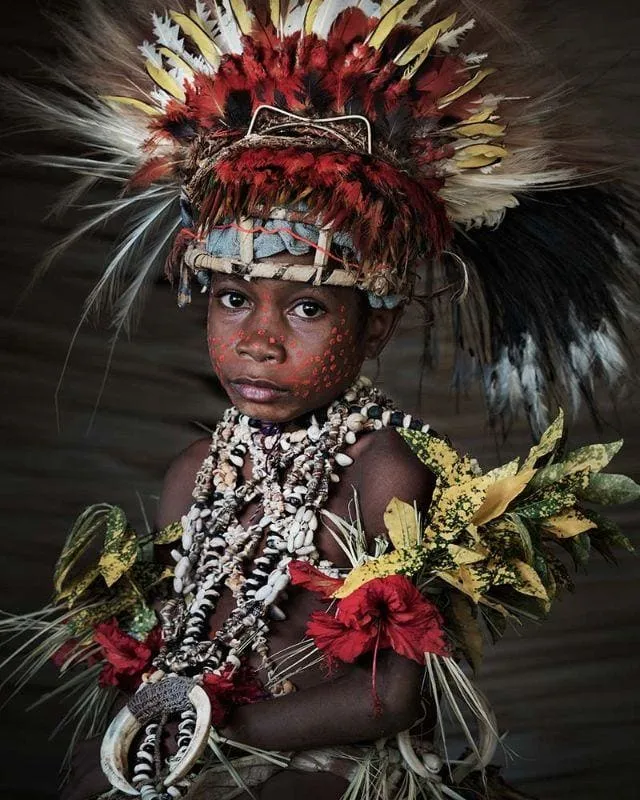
[207,275,379,423]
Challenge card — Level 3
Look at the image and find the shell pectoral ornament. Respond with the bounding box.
[100,675,212,796]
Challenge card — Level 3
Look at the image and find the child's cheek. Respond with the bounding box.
[208,330,244,378]
[290,310,361,400]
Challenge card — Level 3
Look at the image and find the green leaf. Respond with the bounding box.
[126,603,158,641]
[98,508,139,588]
[154,521,183,546]
[54,504,114,596]
[523,410,565,469]
[578,473,640,506]
[504,513,535,564]
[517,488,576,521]
[563,440,623,476]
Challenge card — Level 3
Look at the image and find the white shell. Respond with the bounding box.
[335,453,354,468]
[423,752,443,772]
[164,685,212,787]
[345,431,357,445]
[307,426,321,442]
[174,557,190,580]
[254,584,272,601]
[346,413,364,431]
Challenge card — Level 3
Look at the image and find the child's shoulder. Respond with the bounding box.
[157,437,211,527]
[342,427,437,531]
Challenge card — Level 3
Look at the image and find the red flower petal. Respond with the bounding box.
[288,561,344,599]
[306,611,376,663]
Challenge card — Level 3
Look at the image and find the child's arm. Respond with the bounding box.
[224,429,436,751]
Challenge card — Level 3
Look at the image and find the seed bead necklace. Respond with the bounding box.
[130,376,431,798]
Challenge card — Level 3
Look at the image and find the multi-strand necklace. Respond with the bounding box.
[126,377,430,798]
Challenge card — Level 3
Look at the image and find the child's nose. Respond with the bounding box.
[235,327,286,363]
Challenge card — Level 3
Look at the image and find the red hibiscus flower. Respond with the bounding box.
[202,664,266,726]
[288,561,344,599]
[306,575,449,665]
[93,619,162,692]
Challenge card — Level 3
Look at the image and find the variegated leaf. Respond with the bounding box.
[543,510,597,539]
[578,473,640,506]
[384,498,420,550]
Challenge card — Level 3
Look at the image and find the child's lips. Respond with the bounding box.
[229,378,290,403]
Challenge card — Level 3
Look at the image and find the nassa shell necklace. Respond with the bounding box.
[101,376,431,798]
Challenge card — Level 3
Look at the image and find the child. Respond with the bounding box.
[5,2,639,800]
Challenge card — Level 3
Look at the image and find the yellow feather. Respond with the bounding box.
[464,105,497,124]
[269,0,281,29]
[303,0,324,35]
[366,0,420,51]
[454,144,509,169]
[159,47,195,80]
[101,95,161,116]
[189,8,212,32]
[437,68,495,108]
[229,0,253,36]
[145,59,186,102]
[395,13,457,66]
[454,122,506,138]
[169,11,221,67]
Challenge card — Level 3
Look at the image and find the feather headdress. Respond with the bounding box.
[16,0,640,431]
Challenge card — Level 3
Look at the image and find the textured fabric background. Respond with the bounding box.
[0,2,638,798]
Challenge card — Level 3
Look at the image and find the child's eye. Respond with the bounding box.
[292,300,325,319]
[219,291,249,309]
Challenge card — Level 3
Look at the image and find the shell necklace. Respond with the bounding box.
[101,376,431,799]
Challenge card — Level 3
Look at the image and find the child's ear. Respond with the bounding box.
[363,307,404,359]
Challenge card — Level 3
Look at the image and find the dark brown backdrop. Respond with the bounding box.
[1,2,639,798]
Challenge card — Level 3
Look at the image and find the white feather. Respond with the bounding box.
[282,4,307,36]
[195,0,219,36]
[436,19,475,52]
[152,12,185,53]
[216,0,244,54]
[312,0,350,39]
[464,51,488,65]
[139,41,163,68]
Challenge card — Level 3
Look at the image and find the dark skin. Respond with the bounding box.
[62,269,436,800]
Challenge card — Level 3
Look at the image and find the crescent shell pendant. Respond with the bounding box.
[100,681,212,795]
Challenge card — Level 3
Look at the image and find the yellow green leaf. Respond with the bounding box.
[543,511,597,539]
[384,498,420,550]
[99,527,138,587]
[154,521,183,546]
[447,544,485,565]
[483,458,520,483]
[512,560,549,608]
[429,475,492,540]
[55,565,101,607]
[578,472,640,506]
[54,504,114,596]
[333,551,408,598]
[98,507,139,588]
[523,409,565,469]
[471,469,536,526]
[562,440,623,476]
[398,429,478,486]
[437,565,487,603]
